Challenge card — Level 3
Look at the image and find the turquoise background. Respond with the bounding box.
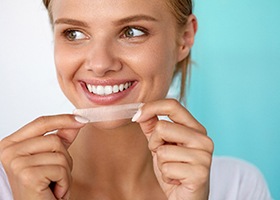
[186,0,280,199]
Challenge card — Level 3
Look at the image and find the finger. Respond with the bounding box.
[156,145,212,168]
[50,166,72,200]
[2,134,72,168]
[160,162,210,187]
[138,116,159,141]
[10,152,72,176]
[5,114,87,144]
[25,165,71,199]
[56,128,81,149]
[137,99,206,133]
[147,120,213,153]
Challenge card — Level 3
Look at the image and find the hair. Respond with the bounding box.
[42,0,193,102]
[164,0,193,102]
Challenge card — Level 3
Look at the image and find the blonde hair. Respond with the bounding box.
[164,0,193,101]
[42,0,193,101]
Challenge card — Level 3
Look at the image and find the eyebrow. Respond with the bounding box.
[54,15,157,27]
[113,15,158,26]
[54,18,89,27]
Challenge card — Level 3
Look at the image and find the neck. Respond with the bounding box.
[69,122,157,195]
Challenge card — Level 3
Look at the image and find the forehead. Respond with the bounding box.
[51,0,173,23]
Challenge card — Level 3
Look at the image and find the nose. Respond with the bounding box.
[84,41,122,77]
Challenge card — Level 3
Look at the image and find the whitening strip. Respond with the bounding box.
[73,103,142,122]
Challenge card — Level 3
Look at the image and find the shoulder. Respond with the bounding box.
[0,162,13,200]
[209,156,272,200]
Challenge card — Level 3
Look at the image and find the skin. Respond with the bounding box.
[0,0,213,200]
[53,0,180,109]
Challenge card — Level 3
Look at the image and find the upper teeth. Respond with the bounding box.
[86,82,132,96]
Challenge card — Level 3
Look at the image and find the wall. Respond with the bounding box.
[189,0,280,199]
[0,0,279,199]
[0,0,73,136]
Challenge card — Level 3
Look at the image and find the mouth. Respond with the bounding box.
[86,81,134,96]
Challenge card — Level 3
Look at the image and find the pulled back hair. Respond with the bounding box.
[42,0,193,101]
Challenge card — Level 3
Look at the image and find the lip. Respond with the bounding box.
[79,80,138,105]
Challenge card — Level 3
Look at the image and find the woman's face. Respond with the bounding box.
[52,0,189,108]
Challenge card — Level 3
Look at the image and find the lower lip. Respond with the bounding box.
[80,82,137,105]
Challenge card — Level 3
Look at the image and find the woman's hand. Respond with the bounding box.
[0,114,87,200]
[135,99,214,200]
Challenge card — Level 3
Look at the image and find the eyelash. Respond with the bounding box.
[62,29,87,41]
[121,26,149,38]
[61,26,149,42]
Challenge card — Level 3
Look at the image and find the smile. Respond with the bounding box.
[86,81,133,96]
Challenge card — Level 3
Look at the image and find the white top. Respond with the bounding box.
[0,157,272,200]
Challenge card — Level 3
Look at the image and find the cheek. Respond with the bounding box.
[54,44,80,84]
[122,41,177,100]
[53,43,83,101]
[148,48,177,99]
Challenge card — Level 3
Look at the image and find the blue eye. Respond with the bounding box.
[123,27,146,38]
[64,30,87,41]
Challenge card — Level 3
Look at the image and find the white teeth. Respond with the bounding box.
[87,84,92,92]
[119,84,124,92]
[87,82,133,96]
[113,85,119,93]
[92,85,97,94]
[96,85,105,95]
[104,86,113,95]
[124,82,128,90]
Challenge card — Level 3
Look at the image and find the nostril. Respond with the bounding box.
[83,46,122,77]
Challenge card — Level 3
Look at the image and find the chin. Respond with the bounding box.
[87,118,136,131]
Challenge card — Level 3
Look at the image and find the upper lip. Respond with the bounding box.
[81,79,136,86]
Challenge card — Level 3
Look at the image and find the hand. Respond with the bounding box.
[0,114,87,200]
[135,99,214,200]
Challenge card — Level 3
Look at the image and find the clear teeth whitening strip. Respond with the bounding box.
[73,103,142,122]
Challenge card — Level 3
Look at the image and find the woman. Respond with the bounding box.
[0,0,272,199]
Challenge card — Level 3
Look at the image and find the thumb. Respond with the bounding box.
[56,115,89,149]
[56,128,81,149]
[133,106,158,141]
[138,116,158,141]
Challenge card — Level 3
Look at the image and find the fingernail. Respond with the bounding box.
[138,103,145,109]
[74,115,89,123]
[132,108,142,122]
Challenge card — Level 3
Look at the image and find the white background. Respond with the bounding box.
[0,0,73,138]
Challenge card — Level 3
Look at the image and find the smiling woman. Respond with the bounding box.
[0,0,272,200]
[44,0,193,101]
[51,0,183,108]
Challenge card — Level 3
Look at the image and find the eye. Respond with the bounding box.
[63,29,87,41]
[122,27,146,38]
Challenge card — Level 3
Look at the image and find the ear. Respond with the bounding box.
[177,14,198,62]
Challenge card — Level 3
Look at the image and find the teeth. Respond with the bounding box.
[104,86,113,95]
[119,84,124,92]
[124,82,128,90]
[92,85,97,94]
[87,82,133,96]
[113,85,119,93]
[87,84,92,92]
[96,85,105,95]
